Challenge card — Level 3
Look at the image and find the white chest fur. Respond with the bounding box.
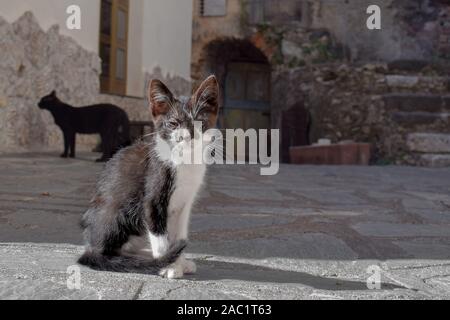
[143,163,207,258]
[169,164,206,213]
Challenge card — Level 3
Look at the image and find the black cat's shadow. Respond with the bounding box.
[185,259,403,291]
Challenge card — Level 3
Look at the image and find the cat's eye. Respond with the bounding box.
[166,121,179,129]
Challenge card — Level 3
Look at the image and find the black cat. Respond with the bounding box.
[38,91,131,162]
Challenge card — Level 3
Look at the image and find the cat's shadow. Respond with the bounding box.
[185,260,403,291]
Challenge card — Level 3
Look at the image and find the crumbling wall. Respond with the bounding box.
[0,12,149,154]
[273,62,450,164]
[144,67,192,98]
[0,12,101,153]
[307,0,449,62]
[240,0,450,66]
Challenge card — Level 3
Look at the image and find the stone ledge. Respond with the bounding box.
[407,133,450,153]
[419,154,450,168]
[386,75,419,88]
[384,93,448,113]
[392,111,450,125]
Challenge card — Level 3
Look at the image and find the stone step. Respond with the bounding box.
[385,74,449,91]
[384,93,450,113]
[392,111,450,126]
[418,154,450,168]
[387,60,428,72]
[407,133,450,153]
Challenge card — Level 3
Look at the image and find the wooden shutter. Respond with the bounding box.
[100,0,129,95]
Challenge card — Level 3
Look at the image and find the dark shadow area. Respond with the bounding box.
[186,260,404,291]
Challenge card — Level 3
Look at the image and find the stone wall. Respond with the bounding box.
[0,12,100,153]
[190,0,450,166]
[240,0,450,67]
[0,12,149,154]
[272,62,450,164]
[438,6,450,59]
[306,0,449,62]
[248,0,450,63]
[192,0,450,76]
[191,0,245,84]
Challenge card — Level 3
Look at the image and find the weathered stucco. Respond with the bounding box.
[0,12,149,154]
[144,67,192,98]
[0,12,101,153]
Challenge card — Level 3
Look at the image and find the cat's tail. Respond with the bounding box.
[77,240,187,274]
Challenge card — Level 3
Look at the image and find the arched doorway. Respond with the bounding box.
[197,38,271,160]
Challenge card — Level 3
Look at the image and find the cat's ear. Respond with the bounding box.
[191,75,220,127]
[51,90,56,96]
[148,79,174,120]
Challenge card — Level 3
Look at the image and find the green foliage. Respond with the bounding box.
[256,22,271,34]
[253,23,286,65]
[302,38,337,64]
[288,57,306,68]
[271,51,284,65]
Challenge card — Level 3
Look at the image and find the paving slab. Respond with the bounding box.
[0,152,449,299]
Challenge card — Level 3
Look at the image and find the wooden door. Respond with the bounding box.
[223,62,271,162]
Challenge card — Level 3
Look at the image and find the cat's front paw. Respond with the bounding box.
[181,259,197,274]
[159,263,184,279]
[60,153,68,158]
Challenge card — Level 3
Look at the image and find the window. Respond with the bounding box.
[200,0,227,17]
[245,0,304,25]
[100,0,129,95]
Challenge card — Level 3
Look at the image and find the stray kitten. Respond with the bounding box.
[78,76,220,278]
[38,91,131,162]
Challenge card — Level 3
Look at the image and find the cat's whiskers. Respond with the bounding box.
[142,131,159,138]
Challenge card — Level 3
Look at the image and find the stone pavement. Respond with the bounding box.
[0,152,450,300]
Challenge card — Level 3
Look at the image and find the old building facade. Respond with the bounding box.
[0,0,193,153]
[0,0,449,166]
[192,0,450,165]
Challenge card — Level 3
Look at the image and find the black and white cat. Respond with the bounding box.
[78,75,220,278]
